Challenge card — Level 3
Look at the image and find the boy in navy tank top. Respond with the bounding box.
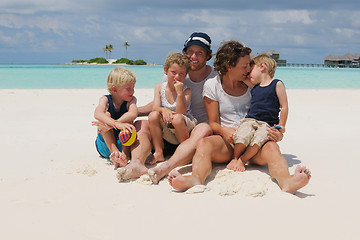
[92,67,138,169]
[228,54,288,172]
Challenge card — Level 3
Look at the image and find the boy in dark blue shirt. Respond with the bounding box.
[228,54,288,172]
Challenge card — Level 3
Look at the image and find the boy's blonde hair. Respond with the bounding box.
[106,67,136,93]
[252,54,277,79]
[164,53,191,72]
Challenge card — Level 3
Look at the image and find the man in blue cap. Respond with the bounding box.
[147,32,218,184]
[117,32,217,182]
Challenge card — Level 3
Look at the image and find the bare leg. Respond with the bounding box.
[148,123,212,184]
[251,141,311,193]
[169,135,233,191]
[117,120,151,181]
[227,143,246,172]
[172,114,190,143]
[121,145,131,163]
[100,129,122,169]
[236,144,260,172]
[148,111,164,164]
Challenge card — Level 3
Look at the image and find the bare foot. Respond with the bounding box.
[226,158,246,172]
[148,169,159,184]
[116,168,128,182]
[116,162,148,181]
[281,165,312,193]
[147,151,165,165]
[168,169,201,192]
[110,152,128,169]
[147,163,169,184]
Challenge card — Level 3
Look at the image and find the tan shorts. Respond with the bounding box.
[162,114,198,145]
[233,118,270,147]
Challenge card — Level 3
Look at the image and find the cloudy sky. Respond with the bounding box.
[1,0,359,64]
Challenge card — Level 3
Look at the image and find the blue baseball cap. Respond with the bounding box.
[183,32,212,54]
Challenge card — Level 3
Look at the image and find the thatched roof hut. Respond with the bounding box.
[324,53,360,67]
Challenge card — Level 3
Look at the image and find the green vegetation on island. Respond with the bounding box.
[71,42,147,65]
[114,58,147,65]
[71,57,147,65]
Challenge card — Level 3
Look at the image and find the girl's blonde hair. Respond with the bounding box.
[106,67,136,93]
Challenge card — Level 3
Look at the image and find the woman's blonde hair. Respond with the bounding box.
[106,67,136,93]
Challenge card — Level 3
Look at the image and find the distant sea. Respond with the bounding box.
[0,64,359,89]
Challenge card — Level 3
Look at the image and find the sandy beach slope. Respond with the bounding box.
[0,89,359,240]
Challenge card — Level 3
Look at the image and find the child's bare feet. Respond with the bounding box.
[116,162,148,182]
[110,151,128,169]
[226,158,246,172]
[147,151,165,165]
[148,169,159,184]
[168,169,201,192]
[281,165,312,193]
[147,163,169,184]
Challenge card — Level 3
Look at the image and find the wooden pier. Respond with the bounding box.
[284,63,326,67]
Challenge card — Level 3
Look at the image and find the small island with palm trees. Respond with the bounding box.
[70,42,147,65]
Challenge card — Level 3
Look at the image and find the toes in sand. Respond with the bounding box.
[282,165,311,193]
[110,151,128,168]
[148,169,159,184]
[168,169,201,192]
[116,168,127,182]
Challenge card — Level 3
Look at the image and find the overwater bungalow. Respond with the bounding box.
[258,49,287,67]
[324,53,360,68]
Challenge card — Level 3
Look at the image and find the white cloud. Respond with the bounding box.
[0,0,103,14]
[0,29,35,46]
[0,30,13,44]
[269,10,313,24]
[1,0,72,14]
[292,35,305,45]
[0,14,73,36]
[335,28,360,38]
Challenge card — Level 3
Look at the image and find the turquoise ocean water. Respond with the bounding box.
[0,64,359,89]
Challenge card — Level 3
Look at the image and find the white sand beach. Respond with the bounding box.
[1,88,359,240]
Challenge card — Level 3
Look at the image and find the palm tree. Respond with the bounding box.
[108,44,114,59]
[102,45,109,59]
[123,42,130,58]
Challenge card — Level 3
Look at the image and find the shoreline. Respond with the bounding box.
[1,88,359,239]
[63,63,161,66]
